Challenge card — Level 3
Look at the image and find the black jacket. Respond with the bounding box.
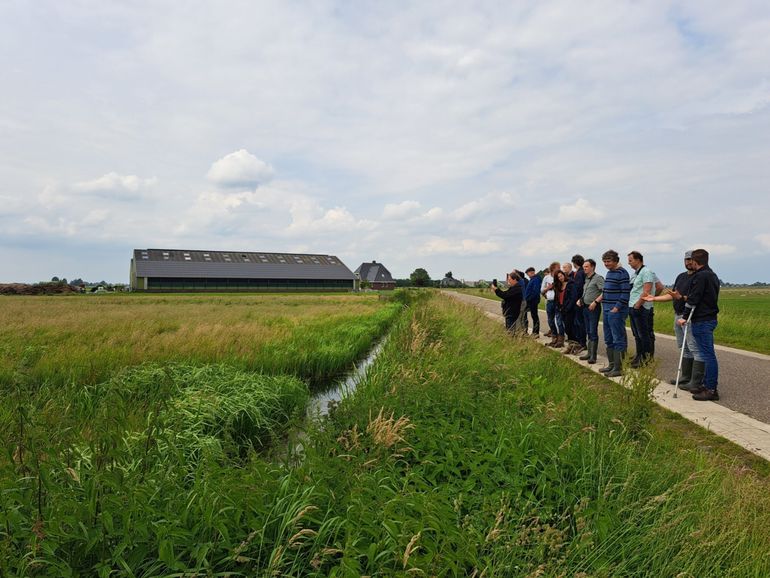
[557,280,577,315]
[684,266,719,322]
[672,271,694,316]
[494,283,523,319]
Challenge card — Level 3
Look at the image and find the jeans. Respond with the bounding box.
[562,310,575,341]
[546,300,557,334]
[603,306,628,352]
[629,306,653,359]
[691,319,718,389]
[504,314,518,333]
[554,309,566,336]
[583,306,601,342]
[674,314,702,361]
[573,304,586,345]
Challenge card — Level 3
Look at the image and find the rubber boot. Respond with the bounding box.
[669,357,693,386]
[579,340,592,360]
[680,360,705,392]
[587,340,598,364]
[599,348,614,373]
[606,350,624,377]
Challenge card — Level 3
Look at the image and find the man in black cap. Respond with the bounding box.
[644,251,703,389]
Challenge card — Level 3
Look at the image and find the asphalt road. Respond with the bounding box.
[446,291,770,425]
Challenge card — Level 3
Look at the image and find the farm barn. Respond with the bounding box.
[354,261,396,290]
[130,249,357,292]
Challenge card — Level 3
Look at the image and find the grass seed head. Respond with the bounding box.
[367,408,414,449]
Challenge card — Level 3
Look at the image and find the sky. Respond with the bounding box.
[2,1,770,285]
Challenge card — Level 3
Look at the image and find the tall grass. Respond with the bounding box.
[1,292,768,575]
[0,293,401,388]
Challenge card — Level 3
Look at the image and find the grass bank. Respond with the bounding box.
[3,292,768,575]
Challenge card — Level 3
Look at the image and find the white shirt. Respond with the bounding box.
[542,274,555,301]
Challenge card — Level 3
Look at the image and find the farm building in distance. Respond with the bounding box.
[130,249,357,292]
[354,261,396,290]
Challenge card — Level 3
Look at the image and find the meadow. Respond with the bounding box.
[2,291,769,575]
[455,287,770,355]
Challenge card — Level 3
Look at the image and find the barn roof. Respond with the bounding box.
[354,261,395,284]
[132,249,355,280]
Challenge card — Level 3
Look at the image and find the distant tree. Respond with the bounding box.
[445,271,453,279]
[51,276,60,282]
[410,268,431,287]
[70,278,84,286]
[360,279,371,290]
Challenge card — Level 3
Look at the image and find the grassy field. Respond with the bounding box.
[0,292,402,387]
[452,287,770,355]
[2,291,769,575]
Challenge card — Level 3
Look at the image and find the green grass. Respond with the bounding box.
[0,292,403,388]
[2,291,768,575]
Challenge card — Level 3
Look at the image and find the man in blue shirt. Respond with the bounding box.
[523,267,542,336]
[594,249,631,377]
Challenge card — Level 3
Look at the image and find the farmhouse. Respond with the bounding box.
[130,249,356,292]
[354,261,396,290]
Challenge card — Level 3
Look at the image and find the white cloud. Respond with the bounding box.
[756,234,770,251]
[72,172,158,199]
[40,173,157,205]
[452,192,517,222]
[206,149,274,188]
[545,198,604,225]
[419,237,502,256]
[382,200,421,219]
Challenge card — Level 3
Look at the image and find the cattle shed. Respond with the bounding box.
[130,249,357,292]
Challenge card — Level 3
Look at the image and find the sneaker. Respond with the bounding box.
[692,389,719,401]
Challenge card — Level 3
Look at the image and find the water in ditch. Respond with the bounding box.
[279,337,387,465]
[306,337,387,420]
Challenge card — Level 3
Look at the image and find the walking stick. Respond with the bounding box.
[673,306,695,399]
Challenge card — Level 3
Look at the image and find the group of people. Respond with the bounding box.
[491,248,721,401]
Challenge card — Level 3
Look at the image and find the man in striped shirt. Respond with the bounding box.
[594,249,631,377]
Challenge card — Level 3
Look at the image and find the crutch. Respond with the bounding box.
[673,306,695,399]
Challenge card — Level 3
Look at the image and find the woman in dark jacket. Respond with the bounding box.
[491,271,523,334]
[551,270,576,348]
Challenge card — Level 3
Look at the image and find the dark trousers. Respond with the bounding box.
[629,306,654,359]
[573,305,586,345]
[525,300,540,334]
[504,314,517,333]
[583,306,601,342]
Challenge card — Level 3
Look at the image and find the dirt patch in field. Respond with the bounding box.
[0,283,79,296]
